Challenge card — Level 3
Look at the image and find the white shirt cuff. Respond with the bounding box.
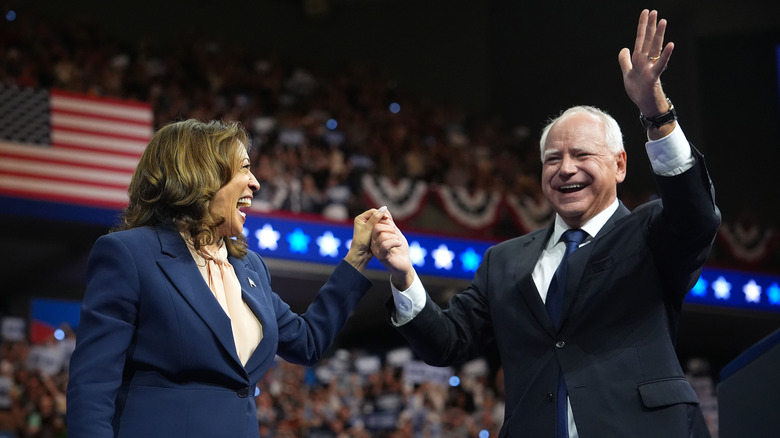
[390,271,426,326]
[645,124,695,176]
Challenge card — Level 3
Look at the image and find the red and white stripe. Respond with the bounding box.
[0,89,152,209]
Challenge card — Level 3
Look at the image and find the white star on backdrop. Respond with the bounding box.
[255,224,281,250]
[743,280,762,303]
[409,241,427,267]
[317,231,341,257]
[712,276,732,300]
[432,244,454,270]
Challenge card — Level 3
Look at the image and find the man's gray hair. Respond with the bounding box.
[538,105,624,162]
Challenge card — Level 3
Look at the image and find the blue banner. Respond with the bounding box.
[241,214,780,313]
[3,196,780,314]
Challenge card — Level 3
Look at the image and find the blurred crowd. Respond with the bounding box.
[253,351,507,438]
[0,9,580,232]
[3,8,778,267]
[0,328,719,438]
[0,335,70,438]
[0,324,511,438]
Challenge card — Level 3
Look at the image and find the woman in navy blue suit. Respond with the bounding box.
[66,119,385,438]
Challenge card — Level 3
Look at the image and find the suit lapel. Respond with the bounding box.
[154,224,241,365]
[514,226,558,336]
[560,202,631,329]
[594,201,631,237]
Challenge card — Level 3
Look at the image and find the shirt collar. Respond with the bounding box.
[549,198,619,248]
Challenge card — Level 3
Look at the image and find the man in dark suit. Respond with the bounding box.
[371,9,720,438]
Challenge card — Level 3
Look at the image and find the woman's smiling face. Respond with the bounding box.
[211,144,259,238]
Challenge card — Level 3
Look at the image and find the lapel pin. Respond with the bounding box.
[248,277,256,287]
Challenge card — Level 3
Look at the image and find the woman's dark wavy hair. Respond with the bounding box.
[119,119,251,258]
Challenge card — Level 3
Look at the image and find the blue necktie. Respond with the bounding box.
[546,228,587,438]
[546,229,587,328]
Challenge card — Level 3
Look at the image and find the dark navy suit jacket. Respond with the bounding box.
[67,222,372,438]
[394,147,720,437]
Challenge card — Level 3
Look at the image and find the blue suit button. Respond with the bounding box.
[545,392,554,402]
[555,340,565,348]
[237,387,249,398]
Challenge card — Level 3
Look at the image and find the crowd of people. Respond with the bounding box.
[3,8,777,264]
[0,335,70,438]
[0,9,620,234]
[0,322,508,438]
[0,328,719,437]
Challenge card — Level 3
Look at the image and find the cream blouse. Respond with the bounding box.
[184,237,263,366]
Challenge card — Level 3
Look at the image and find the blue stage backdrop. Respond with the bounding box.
[240,213,780,314]
[4,196,780,324]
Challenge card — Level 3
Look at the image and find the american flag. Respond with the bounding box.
[0,84,153,209]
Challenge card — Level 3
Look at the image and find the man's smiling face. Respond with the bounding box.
[541,112,626,228]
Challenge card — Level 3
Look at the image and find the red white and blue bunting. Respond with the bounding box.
[361,174,429,221]
[717,221,777,265]
[251,173,780,267]
[435,185,503,230]
[504,193,555,234]
[362,174,554,234]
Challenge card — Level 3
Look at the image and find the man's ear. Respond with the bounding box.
[615,150,627,183]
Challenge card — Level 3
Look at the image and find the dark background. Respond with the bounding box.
[2,0,780,378]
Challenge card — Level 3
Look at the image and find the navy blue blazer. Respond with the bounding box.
[66,222,372,438]
[394,147,720,437]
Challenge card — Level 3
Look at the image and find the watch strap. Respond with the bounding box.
[639,99,677,130]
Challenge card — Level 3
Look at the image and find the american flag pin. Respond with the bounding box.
[248,277,256,287]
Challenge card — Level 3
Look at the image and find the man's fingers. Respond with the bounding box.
[643,10,659,54]
[371,224,405,258]
[650,18,667,56]
[633,9,649,53]
[618,47,632,75]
